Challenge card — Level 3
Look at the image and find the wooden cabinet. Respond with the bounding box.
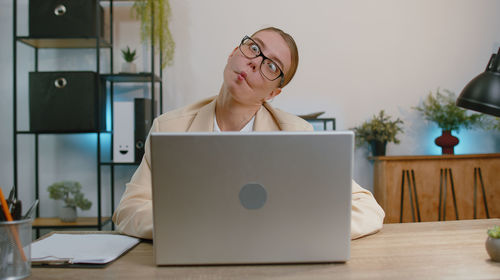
[372,154,500,223]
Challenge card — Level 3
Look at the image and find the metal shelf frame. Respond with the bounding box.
[12,0,163,236]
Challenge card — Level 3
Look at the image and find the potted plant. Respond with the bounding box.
[352,110,404,156]
[414,88,484,154]
[486,225,500,262]
[121,46,137,73]
[132,0,175,69]
[47,181,92,222]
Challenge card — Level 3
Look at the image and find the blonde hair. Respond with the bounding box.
[251,27,299,87]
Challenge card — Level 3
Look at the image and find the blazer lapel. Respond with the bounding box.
[254,103,281,131]
[187,98,216,132]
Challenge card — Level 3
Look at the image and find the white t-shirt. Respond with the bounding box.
[213,115,255,132]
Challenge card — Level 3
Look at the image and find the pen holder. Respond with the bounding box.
[0,219,32,280]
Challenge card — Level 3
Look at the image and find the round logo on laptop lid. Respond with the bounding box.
[239,183,267,210]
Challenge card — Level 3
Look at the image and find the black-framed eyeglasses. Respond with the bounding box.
[239,35,285,87]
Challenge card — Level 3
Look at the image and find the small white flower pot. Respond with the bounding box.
[486,237,500,262]
[121,62,137,73]
[59,206,77,223]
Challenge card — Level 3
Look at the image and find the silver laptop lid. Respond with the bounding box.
[151,131,353,265]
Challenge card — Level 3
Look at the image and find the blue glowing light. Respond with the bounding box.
[425,127,442,155]
[106,88,112,131]
[454,130,476,155]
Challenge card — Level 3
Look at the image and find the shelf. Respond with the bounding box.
[16,130,112,135]
[33,217,112,229]
[102,73,162,83]
[100,161,140,166]
[305,118,336,121]
[304,118,336,131]
[17,37,111,49]
[100,0,135,6]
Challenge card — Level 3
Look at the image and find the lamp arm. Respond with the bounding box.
[489,47,500,72]
[485,54,496,71]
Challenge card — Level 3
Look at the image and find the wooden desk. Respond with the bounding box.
[30,219,500,279]
[372,154,500,223]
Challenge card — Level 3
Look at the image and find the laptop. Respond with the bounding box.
[150,131,353,265]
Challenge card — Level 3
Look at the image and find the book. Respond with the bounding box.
[31,233,140,265]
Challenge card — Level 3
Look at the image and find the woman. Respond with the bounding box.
[112,27,385,240]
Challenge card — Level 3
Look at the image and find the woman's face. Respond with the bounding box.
[223,30,292,106]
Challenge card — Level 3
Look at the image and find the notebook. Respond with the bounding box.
[31,233,139,265]
[150,131,353,265]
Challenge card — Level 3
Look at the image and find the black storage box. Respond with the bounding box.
[29,71,106,132]
[29,0,104,37]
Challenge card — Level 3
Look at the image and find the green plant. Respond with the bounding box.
[493,118,500,130]
[47,181,92,211]
[482,116,500,131]
[132,0,175,69]
[352,110,404,147]
[414,88,484,132]
[121,46,137,63]
[488,226,500,238]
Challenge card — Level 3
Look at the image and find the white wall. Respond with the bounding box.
[164,0,500,188]
[1,0,499,218]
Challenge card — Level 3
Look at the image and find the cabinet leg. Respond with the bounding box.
[411,170,421,222]
[400,170,405,223]
[448,169,459,220]
[400,169,420,223]
[474,167,490,219]
[438,168,459,221]
[474,168,478,219]
[442,169,448,221]
[438,169,443,221]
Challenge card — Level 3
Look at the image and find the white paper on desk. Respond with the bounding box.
[31,234,140,264]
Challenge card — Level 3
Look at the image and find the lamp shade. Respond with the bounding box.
[457,48,500,117]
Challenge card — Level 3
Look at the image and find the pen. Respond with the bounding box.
[0,188,14,221]
[0,204,5,221]
[23,199,39,220]
[0,187,27,261]
[7,186,15,213]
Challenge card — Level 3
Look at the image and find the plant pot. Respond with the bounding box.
[370,141,387,156]
[434,130,459,155]
[486,237,500,262]
[121,62,137,73]
[59,206,77,222]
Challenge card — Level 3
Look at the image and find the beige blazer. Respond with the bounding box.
[112,96,385,240]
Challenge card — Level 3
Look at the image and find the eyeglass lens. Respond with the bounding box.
[240,37,282,81]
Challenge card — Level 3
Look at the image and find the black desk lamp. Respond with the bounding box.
[457,47,500,117]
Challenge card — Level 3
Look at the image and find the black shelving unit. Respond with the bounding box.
[17,37,112,48]
[12,0,163,236]
[101,73,162,83]
[100,0,163,221]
